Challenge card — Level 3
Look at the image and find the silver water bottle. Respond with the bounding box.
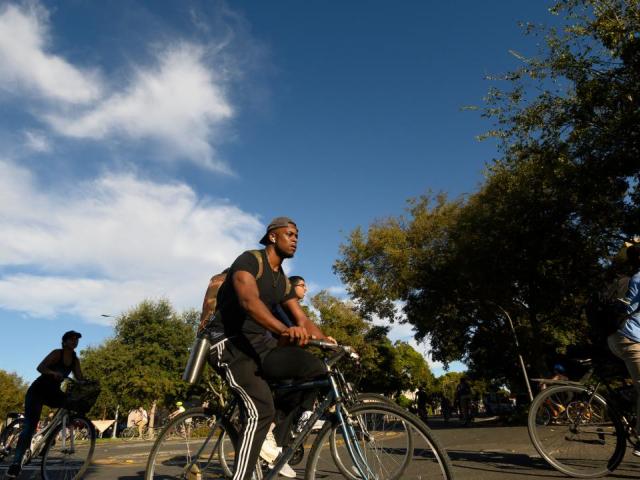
[182,335,211,384]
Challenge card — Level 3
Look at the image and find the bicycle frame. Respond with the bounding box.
[23,407,76,464]
[181,346,380,480]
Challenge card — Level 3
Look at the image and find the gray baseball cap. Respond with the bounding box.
[259,216,297,245]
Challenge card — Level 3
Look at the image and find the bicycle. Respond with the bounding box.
[121,424,158,441]
[0,379,98,480]
[528,358,635,478]
[145,339,454,480]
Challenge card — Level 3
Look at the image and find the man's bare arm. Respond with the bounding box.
[233,271,310,344]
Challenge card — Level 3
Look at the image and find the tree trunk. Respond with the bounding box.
[149,400,158,429]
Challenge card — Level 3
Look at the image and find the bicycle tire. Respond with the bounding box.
[330,399,414,480]
[41,415,96,480]
[0,418,25,464]
[528,384,626,478]
[355,392,397,406]
[145,407,238,480]
[305,402,453,480]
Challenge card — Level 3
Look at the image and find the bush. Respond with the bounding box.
[395,395,413,410]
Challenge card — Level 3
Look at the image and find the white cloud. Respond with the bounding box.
[24,130,51,152]
[0,159,262,323]
[46,44,233,171]
[0,3,237,171]
[0,4,102,103]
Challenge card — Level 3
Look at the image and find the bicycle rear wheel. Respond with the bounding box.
[528,385,626,478]
[145,407,238,480]
[41,415,96,480]
[306,402,453,480]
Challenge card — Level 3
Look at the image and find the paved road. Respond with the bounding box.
[3,417,640,479]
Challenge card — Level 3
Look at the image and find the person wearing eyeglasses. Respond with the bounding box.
[289,276,307,302]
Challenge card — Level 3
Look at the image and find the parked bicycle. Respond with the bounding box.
[145,340,454,479]
[528,358,636,478]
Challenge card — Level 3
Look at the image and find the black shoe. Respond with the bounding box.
[6,463,21,478]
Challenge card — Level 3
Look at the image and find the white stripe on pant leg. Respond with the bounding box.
[216,343,260,480]
[216,341,260,480]
[215,342,257,478]
[222,362,259,480]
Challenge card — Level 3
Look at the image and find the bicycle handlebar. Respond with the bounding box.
[306,339,360,361]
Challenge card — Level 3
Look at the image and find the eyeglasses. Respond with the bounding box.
[295,284,307,289]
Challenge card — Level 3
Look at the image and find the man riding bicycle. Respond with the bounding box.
[204,217,335,480]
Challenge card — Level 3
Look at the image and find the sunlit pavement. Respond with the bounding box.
[3,418,640,479]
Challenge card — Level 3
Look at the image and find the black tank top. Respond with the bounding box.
[35,349,76,386]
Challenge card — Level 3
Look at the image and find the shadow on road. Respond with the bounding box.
[448,449,640,479]
[448,449,565,478]
[115,470,145,479]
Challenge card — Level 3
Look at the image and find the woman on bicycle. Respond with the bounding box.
[7,330,84,478]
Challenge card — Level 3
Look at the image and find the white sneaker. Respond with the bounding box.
[269,461,296,478]
[259,429,280,464]
[295,410,313,432]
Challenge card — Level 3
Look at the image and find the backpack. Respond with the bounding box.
[586,275,632,337]
[197,250,291,332]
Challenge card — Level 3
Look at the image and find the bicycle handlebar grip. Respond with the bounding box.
[307,339,341,350]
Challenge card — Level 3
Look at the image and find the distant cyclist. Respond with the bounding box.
[168,401,186,420]
[7,330,84,478]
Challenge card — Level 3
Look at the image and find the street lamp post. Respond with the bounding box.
[487,302,533,402]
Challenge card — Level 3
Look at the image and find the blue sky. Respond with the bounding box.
[0,0,555,381]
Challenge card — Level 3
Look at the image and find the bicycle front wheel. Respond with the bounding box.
[0,418,25,464]
[528,385,626,478]
[145,407,238,480]
[41,415,96,480]
[306,402,453,480]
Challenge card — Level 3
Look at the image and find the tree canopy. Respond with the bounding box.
[334,0,640,389]
[0,370,28,422]
[311,292,435,395]
[81,299,196,418]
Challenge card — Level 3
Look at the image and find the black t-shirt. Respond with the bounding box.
[210,249,296,348]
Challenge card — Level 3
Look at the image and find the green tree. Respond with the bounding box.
[0,370,28,422]
[311,292,434,395]
[335,0,640,389]
[80,299,196,423]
